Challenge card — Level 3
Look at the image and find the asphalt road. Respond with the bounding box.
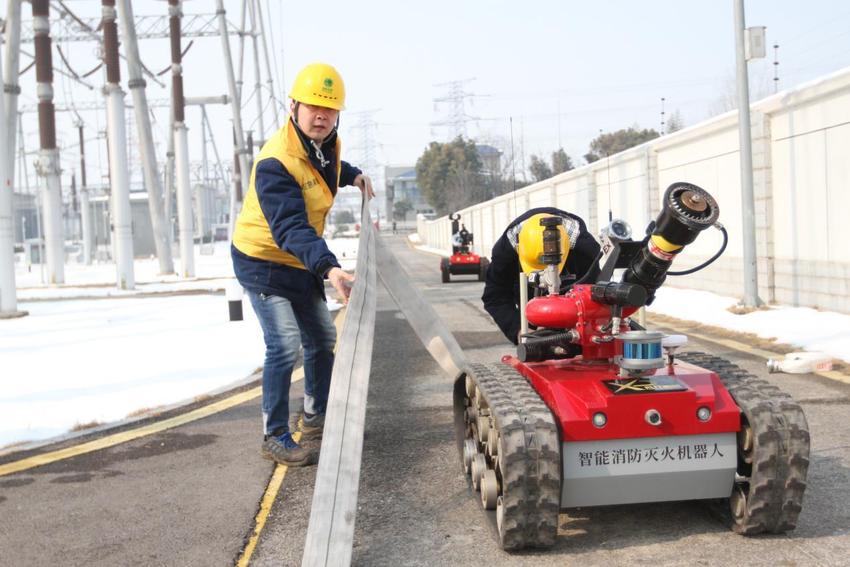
[2,234,849,566]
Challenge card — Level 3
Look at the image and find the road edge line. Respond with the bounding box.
[235,432,301,567]
[235,308,347,566]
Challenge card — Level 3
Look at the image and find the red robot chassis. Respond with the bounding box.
[453,183,810,550]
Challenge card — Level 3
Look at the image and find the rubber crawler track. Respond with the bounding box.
[453,362,561,550]
[678,352,810,534]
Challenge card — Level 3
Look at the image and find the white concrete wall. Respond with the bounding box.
[419,66,850,314]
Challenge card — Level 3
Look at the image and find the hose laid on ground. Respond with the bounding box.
[302,197,377,567]
[302,199,467,567]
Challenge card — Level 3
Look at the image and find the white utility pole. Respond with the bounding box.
[200,105,209,185]
[169,0,194,277]
[247,0,265,143]
[0,15,15,313]
[102,0,135,289]
[236,0,247,101]
[4,0,21,179]
[117,0,174,275]
[216,0,251,235]
[4,3,23,311]
[80,186,92,264]
[32,0,64,284]
[733,0,762,307]
[254,0,280,130]
[77,124,93,264]
[164,111,175,248]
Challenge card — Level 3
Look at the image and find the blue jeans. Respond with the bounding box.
[246,290,337,435]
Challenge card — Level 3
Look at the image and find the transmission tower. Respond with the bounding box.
[346,109,382,218]
[431,79,477,140]
[348,110,380,177]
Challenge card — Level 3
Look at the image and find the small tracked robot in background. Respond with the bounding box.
[454,182,810,550]
[440,213,489,283]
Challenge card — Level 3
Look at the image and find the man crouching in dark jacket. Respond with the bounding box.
[481,207,601,345]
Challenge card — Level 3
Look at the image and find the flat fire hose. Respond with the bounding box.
[302,197,377,567]
[374,234,466,377]
[301,198,467,567]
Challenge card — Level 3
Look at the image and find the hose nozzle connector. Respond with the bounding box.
[623,182,720,301]
[539,216,565,295]
[539,216,564,266]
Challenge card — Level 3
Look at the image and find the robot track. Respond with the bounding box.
[679,352,810,534]
[453,363,561,550]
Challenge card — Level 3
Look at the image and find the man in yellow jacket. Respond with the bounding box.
[232,63,373,466]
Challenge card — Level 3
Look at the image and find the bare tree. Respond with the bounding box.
[666,110,685,133]
[529,154,553,182]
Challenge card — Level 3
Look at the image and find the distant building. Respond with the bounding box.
[12,192,37,242]
[84,186,228,259]
[384,166,433,224]
[332,186,365,223]
[475,144,502,176]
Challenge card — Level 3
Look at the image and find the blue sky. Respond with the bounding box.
[5,0,850,189]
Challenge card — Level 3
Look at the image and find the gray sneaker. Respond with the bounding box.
[301,412,325,440]
[261,432,317,466]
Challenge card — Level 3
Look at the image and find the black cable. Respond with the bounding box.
[157,41,195,77]
[571,250,604,285]
[82,62,103,79]
[19,60,35,76]
[668,224,728,276]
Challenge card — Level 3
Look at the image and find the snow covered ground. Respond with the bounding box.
[14,239,359,300]
[3,234,849,450]
[407,235,450,258]
[1,294,266,448]
[1,238,358,450]
[650,287,850,365]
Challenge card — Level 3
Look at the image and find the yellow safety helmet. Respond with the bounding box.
[517,214,570,274]
[290,62,346,110]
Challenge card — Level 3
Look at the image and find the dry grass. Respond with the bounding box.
[0,440,32,452]
[726,303,772,315]
[70,420,103,432]
[126,405,164,418]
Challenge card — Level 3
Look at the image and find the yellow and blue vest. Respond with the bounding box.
[231,118,361,298]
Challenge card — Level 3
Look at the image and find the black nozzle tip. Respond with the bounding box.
[664,183,719,230]
[652,183,720,246]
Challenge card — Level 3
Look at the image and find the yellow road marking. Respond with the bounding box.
[654,319,850,386]
[0,309,348,477]
[235,431,302,567]
[0,384,263,477]
[235,308,347,566]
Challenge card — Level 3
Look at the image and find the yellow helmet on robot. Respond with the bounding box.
[517,214,570,274]
[290,63,346,110]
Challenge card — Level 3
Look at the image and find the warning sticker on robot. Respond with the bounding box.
[603,376,687,394]
[563,433,737,479]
